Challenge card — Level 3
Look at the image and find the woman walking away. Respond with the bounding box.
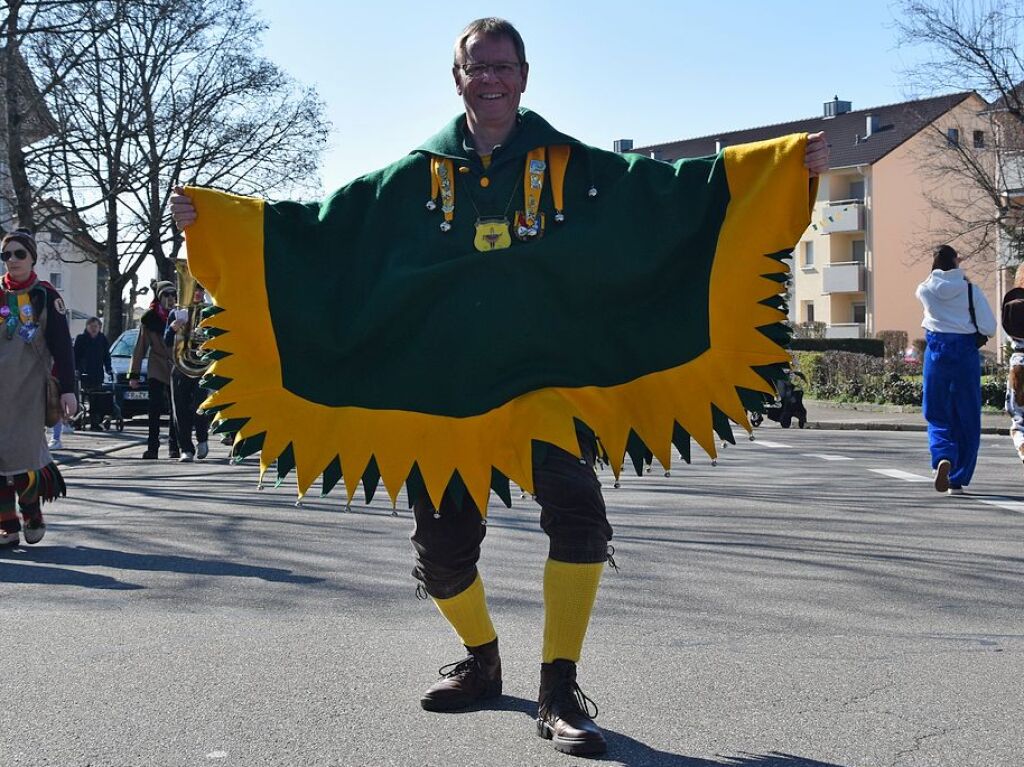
[0,230,77,546]
[916,244,996,495]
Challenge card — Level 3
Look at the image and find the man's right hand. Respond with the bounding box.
[170,185,197,229]
[129,378,140,390]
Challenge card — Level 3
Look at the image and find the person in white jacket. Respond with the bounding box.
[915,244,997,495]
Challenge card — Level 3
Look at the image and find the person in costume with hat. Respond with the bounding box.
[916,244,996,496]
[129,279,179,459]
[1,229,76,546]
[1002,264,1024,467]
[170,17,828,756]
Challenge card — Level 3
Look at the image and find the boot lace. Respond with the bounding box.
[545,677,599,720]
[437,656,478,679]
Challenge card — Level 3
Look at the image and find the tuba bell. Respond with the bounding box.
[172,259,212,378]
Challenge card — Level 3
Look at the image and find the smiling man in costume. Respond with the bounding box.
[170,18,828,757]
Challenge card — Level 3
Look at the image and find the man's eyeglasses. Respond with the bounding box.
[458,61,522,79]
[1,248,30,262]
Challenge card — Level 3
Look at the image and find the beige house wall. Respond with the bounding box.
[871,94,995,349]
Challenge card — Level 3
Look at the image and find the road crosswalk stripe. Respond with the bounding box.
[975,498,1024,514]
[750,440,792,449]
[801,453,855,461]
[870,468,931,482]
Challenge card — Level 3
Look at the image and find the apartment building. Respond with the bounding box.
[624,92,999,350]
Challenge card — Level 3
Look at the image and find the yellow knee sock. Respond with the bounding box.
[542,559,604,663]
[431,574,497,648]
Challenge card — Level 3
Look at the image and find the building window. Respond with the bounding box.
[852,302,866,324]
[947,128,960,147]
[852,239,866,264]
[49,229,64,243]
[849,179,865,200]
[49,272,63,289]
[973,130,985,149]
[802,241,814,268]
[804,301,815,323]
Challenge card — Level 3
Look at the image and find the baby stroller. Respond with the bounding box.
[71,373,123,432]
[748,370,808,429]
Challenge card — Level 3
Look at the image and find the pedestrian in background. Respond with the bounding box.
[916,244,996,495]
[164,285,210,462]
[1002,264,1024,467]
[129,281,178,459]
[74,316,113,430]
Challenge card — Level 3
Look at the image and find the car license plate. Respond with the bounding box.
[124,390,148,400]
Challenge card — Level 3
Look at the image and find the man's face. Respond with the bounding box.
[453,33,528,132]
[160,291,177,310]
[86,320,100,336]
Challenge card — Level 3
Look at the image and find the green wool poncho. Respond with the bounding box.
[185,110,814,513]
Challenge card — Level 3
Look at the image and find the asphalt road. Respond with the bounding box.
[2,425,1022,767]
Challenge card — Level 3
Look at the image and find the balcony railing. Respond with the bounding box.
[819,200,865,234]
[822,262,866,293]
[825,323,866,339]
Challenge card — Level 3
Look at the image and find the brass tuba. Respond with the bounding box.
[172,259,211,378]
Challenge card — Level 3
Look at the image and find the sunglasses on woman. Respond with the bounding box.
[1,247,30,262]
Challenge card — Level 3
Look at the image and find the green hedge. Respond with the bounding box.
[792,349,1007,408]
[790,338,885,357]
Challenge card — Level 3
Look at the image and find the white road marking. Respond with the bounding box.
[751,440,792,449]
[975,498,1024,514]
[870,468,931,482]
[801,453,855,461]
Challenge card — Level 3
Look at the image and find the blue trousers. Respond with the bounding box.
[922,331,981,487]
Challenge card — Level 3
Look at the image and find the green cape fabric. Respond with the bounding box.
[263,110,728,417]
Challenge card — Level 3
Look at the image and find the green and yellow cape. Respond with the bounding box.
[185,110,814,513]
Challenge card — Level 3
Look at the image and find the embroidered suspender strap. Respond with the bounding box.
[523,147,546,229]
[548,145,571,223]
[430,156,456,232]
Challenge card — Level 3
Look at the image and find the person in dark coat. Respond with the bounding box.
[73,316,113,430]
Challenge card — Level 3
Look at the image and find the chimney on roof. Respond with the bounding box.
[613,139,633,153]
[714,139,722,153]
[824,95,852,119]
[865,114,879,138]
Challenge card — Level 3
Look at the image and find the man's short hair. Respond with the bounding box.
[87,316,101,326]
[453,18,526,65]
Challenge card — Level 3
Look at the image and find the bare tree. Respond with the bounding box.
[1,0,118,231]
[896,0,1024,266]
[27,0,327,336]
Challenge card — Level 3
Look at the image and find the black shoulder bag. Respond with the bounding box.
[966,279,989,348]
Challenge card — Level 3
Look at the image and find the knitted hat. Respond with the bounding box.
[154,280,176,299]
[1,228,38,264]
[1002,287,1024,338]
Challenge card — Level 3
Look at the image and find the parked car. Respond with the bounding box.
[109,327,168,420]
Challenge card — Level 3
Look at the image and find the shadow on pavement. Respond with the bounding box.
[449,696,848,766]
[0,545,323,586]
[0,560,142,589]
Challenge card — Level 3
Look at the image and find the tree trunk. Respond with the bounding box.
[3,1,36,231]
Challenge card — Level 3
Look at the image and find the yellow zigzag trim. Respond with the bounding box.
[184,134,811,515]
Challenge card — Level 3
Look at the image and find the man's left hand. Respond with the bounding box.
[805,132,829,177]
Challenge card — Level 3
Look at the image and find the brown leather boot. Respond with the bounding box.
[536,660,607,756]
[420,638,502,711]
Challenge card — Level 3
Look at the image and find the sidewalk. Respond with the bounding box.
[803,398,1009,435]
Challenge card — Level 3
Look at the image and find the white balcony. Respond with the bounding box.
[826,323,866,339]
[822,262,866,293]
[819,200,865,233]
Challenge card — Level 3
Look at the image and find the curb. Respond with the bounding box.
[803,421,1009,436]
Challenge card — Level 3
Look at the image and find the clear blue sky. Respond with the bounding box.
[250,1,924,193]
